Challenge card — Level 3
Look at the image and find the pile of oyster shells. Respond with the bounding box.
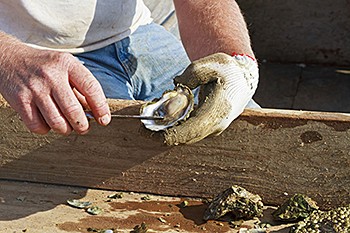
[203,187,350,233]
[272,194,350,232]
[290,205,350,233]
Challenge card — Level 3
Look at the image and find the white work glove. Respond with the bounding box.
[142,52,259,146]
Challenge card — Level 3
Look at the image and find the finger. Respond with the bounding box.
[51,85,90,135]
[19,101,51,135]
[35,94,74,135]
[68,61,111,126]
[4,93,51,135]
[72,87,90,110]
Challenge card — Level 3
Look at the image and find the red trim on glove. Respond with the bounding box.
[232,52,257,65]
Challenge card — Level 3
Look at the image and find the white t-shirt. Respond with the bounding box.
[0,0,153,53]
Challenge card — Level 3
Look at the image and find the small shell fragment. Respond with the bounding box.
[180,200,188,208]
[17,196,26,202]
[133,222,148,233]
[67,199,92,209]
[158,217,166,223]
[87,228,117,233]
[86,206,103,215]
[239,228,266,233]
[104,230,116,233]
[108,192,124,199]
[230,220,244,228]
[141,195,152,201]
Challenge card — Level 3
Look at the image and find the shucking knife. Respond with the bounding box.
[84,110,164,121]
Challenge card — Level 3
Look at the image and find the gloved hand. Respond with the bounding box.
[142,52,259,146]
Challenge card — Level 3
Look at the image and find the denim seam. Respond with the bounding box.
[119,42,140,100]
[113,42,137,98]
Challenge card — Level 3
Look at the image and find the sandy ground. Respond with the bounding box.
[0,180,294,233]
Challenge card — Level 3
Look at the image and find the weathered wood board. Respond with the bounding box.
[1,99,350,210]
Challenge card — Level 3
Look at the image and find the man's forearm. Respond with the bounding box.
[0,31,26,91]
[0,30,18,47]
[0,30,27,57]
[173,0,254,61]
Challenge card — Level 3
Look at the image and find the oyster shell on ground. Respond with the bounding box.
[132,222,148,233]
[67,199,92,209]
[203,185,264,221]
[140,84,194,131]
[86,206,103,215]
[108,192,124,199]
[273,194,319,221]
[290,204,350,233]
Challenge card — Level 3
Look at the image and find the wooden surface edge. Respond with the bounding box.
[1,98,350,210]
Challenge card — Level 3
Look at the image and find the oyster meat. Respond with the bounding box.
[203,185,264,221]
[140,84,194,131]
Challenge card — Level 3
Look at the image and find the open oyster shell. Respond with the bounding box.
[140,84,194,131]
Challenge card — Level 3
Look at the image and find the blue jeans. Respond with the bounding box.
[74,22,194,101]
[75,22,259,107]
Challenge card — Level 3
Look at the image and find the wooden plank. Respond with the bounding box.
[1,99,350,210]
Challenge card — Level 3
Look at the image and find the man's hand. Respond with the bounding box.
[142,53,259,146]
[0,33,110,135]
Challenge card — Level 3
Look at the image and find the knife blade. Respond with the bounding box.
[84,111,164,121]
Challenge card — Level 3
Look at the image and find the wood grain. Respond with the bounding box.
[1,99,350,210]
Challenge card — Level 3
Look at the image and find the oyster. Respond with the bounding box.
[133,222,149,233]
[140,84,194,131]
[273,194,318,221]
[86,206,103,215]
[67,199,92,209]
[108,192,124,199]
[203,185,264,221]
